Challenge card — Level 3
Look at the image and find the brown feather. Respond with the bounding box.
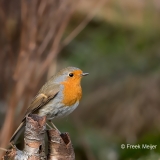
[23,84,60,119]
[10,84,60,143]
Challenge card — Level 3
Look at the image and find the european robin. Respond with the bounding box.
[10,66,88,143]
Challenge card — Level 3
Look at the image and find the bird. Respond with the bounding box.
[10,66,89,143]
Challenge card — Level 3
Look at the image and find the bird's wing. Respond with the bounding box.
[22,84,60,121]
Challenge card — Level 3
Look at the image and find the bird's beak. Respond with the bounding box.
[82,73,89,76]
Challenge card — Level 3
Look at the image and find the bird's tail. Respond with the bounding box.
[10,121,26,143]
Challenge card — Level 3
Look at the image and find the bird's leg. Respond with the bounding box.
[46,123,52,129]
[9,142,16,149]
[49,120,61,134]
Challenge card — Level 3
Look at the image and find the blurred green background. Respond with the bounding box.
[1,0,160,159]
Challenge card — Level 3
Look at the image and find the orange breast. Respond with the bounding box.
[61,78,82,106]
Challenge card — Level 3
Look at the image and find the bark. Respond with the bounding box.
[3,115,75,160]
[24,114,46,159]
[3,114,46,160]
[47,129,75,160]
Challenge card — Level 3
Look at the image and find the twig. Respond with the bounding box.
[60,0,107,50]
[0,148,8,152]
[39,1,73,77]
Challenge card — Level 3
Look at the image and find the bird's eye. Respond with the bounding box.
[69,73,74,77]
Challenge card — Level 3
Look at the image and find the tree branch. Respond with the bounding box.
[3,114,46,160]
[47,129,75,160]
[3,115,75,160]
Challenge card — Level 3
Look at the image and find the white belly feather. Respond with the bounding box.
[38,97,79,120]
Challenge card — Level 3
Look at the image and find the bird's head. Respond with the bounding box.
[53,67,89,85]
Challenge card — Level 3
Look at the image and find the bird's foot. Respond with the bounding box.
[9,142,16,149]
[49,121,61,134]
